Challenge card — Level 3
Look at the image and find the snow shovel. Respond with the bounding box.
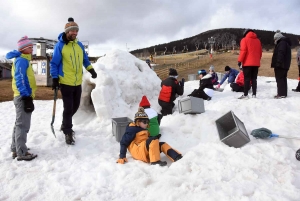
[251,127,300,140]
[50,88,58,138]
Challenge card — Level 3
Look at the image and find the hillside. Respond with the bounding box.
[131,28,300,56]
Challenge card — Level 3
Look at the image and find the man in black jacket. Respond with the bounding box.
[158,68,184,118]
[271,30,291,99]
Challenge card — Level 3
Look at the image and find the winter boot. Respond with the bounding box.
[274,95,286,99]
[238,95,249,100]
[12,152,17,159]
[60,125,75,134]
[12,148,30,159]
[65,133,75,145]
[151,160,167,166]
[174,154,183,162]
[17,152,37,161]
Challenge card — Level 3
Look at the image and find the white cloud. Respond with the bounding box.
[0,0,299,56]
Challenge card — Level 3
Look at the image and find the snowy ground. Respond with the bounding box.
[1,50,300,201]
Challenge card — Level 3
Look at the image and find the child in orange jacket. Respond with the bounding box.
[117,107,182,166]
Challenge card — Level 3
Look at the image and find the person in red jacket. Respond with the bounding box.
[230,67,251,92]
[158,68,184,118]
[238,29,262,99]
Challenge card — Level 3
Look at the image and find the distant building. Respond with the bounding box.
[0,63,12,79]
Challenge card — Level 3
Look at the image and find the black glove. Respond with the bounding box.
[238,62,241,68]
[88,68,97,78]
[181,78,185,86]
[52,78,60,90]
[179,78,185,87]
[22,96,34,113]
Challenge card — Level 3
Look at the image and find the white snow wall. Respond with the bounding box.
[81,49,161,121]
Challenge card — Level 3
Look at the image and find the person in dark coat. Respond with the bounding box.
[158,68,184,117]
[292,38,300,92]
[271,30,292,99]
[188,69,213,100]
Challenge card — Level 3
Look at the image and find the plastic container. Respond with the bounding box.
[188,74,197,81]
[112,117,133,142]
[215,111,250,148]
[178,96,205,114]
[216,72,225,81]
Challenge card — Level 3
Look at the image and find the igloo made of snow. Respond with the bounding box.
[80,49,161,121]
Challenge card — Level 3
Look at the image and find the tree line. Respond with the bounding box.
[131,28,300,57]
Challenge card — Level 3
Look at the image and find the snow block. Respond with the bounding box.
[188,74,197,81]
[178,96,205,114]
[112,117,133,142]
[215,111,250,148]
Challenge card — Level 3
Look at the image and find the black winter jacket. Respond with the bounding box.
[271,37,292,70]
[158,77,184,103]
[198,74,214,90]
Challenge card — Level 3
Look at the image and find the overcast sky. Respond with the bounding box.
[0,0,299,57]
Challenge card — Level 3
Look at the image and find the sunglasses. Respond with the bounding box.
[140,120,149,124]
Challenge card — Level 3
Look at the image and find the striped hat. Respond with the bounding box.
[65,17,79,33]
[17,36,33,51]
[134,107,149,121]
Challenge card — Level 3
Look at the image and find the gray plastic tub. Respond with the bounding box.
[215,111,250,148]
[112,117,133,142]
[188,74,197,81]
[178,96,205,114]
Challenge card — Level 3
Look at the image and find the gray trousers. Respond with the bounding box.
[11,96,31,156]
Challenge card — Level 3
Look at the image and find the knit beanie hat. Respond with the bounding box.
[198,69,207,76]
[274,30,284,44]
[209,65,214,71]
[134,107,149,122]
[17,36,33,51]
[65,17,79,33]
[225,66,231,71]
[169,68,178,76]
[139,96,151,108]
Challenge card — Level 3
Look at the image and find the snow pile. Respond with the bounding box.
[81,49,161,120]
[1,49,300,200]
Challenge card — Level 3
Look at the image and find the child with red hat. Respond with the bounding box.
[139,95,160,138]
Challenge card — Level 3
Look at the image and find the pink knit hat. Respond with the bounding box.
[17,36,33,51]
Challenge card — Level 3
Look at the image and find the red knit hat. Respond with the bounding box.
[139,96,151,107]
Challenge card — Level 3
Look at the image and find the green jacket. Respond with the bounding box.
[50,32,93,86]
[145,108,160,137]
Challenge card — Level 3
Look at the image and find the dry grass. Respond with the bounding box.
[0,79,61,102]
[154,51,299,81]
[0,50,298,102]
